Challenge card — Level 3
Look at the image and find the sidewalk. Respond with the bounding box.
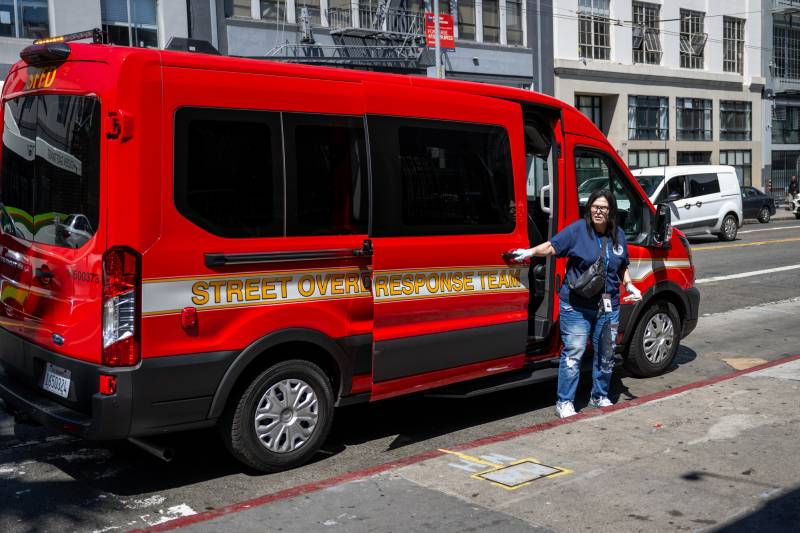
[146,356,800,533]
[744,209,795,224]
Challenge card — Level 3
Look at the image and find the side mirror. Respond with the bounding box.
[650,203,672,248]
[666,191,682,202]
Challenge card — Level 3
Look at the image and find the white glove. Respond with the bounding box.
[623,282,642,302]
[511,248,534,262]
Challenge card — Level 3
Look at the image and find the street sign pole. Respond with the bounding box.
[433,1,442,78]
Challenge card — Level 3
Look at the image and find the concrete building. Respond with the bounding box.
[553,0,764,188]
[763,0,800,198]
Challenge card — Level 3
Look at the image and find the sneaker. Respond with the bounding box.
[555,401,577,418]
[588,396,613,408]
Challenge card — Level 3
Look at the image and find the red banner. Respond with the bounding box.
[424,13,455,49]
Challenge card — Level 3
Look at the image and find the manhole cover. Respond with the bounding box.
[476,460,563,489]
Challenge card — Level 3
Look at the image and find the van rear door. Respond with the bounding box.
[0,93,104,362]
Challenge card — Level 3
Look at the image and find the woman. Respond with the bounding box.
[512,189,642,418]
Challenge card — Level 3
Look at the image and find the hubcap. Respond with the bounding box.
[760,208,770,221]
[642,312,675,365]
[254,378,319,453]
[725,218,736,239]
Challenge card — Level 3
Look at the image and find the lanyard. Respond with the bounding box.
[595,235,610,265]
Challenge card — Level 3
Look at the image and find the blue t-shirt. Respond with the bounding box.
[550,220,630,310]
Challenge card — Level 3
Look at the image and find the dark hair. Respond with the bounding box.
[584,188,619,247]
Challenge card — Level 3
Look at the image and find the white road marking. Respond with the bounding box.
[739,225,800,234]
[696,263,800,284]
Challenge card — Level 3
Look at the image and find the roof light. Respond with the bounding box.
[20,42,70,65]
[33,28,103,45]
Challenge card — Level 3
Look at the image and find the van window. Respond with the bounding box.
[687,173,720,198]
[1,95,101,248]
[369,116,514,237]
[174,108,283,238]
[655,176,686,204]
[574,148,644,241]
[284,114,368,236]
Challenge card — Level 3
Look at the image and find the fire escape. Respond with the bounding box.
[265,1,431,70]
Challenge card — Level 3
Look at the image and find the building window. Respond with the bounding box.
[578,0,610,60]
[772,106,800,144]
[677,151,712,166]
[507,0,523,46]
[628,95,668,140]
[101,0,158,47]
[632,2,661,65]
[720,101,751,141]
[720,150,751,186]
[679,9,706,69]
[773,25,800,80]
[296,0,321,25]
[458,0,476,41]
[628,150,667,170]
[0,0,48,39]
[225,0,252,17]
[261,0,286,22]
[676,98,712,141]
[482,0,500,43]
[576,95,602,130]
[723,17,745,74]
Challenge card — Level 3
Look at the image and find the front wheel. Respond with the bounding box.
[757,206,771,224]
[220,359,334,472]
[625,301,681,378]
[718,214,738,241]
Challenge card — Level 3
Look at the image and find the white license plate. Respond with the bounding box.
[42,363,71,399]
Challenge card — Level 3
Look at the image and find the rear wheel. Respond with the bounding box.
[718,214,738,241]
[220,359,334,472]
[757,207,771,224]
[625,301,681,378]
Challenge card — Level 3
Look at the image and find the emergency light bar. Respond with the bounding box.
[33,28,103,45]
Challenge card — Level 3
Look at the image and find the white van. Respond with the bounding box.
[632,165,743,241]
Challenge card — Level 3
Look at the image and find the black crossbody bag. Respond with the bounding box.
[567,236,608,300]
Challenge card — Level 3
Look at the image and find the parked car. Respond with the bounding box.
[741,186,776,223]
[632,165,744,241]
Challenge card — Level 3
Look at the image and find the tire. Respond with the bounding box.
[624,301,681,378]
[717,214,738,241]
[220,359,334,472]
[796,213,800,220]
[757,207,771,224]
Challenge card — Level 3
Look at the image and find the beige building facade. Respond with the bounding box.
[553,0,764,188]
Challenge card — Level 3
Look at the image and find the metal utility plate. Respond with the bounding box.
[477,460,562,488]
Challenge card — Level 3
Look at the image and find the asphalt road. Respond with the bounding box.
[1,219,799,532]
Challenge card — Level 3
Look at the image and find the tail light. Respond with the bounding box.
[102,247,140,366]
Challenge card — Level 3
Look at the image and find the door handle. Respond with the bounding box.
[695,201,703,208]
[683,203,692,209]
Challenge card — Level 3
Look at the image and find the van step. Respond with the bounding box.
[425,360,559,399]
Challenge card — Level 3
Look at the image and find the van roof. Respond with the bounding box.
[631,165,736,177]
[12,42,569,110]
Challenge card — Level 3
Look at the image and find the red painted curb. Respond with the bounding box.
[132,353,800,533]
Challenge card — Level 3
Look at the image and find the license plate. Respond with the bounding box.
[42,362,71,399]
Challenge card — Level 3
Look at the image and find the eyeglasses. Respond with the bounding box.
[590,205,610,213]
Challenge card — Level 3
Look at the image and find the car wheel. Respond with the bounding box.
[624,301,681,378]
[757,207,771,224]
[718,214,738,241]
[220,359,334,472]
[796,213,800,220]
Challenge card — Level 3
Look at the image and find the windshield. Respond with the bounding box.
[1,95,100,248]
[635,175,663,197]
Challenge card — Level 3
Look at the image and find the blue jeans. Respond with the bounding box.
[556,300,619,403]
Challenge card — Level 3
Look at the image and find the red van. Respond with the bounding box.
[0,33,698,472]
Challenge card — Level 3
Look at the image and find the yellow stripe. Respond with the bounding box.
[438,449,503,468]
[142,293,372,317]
[693,236,800,251]
[143,265,366,283]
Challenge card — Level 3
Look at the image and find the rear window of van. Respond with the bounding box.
[1,95,101,248]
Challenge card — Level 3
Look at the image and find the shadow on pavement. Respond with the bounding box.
[714,484,800,532]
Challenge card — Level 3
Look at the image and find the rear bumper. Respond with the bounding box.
[0,327,235,439]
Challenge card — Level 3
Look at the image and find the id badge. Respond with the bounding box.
[602,293,613,313]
